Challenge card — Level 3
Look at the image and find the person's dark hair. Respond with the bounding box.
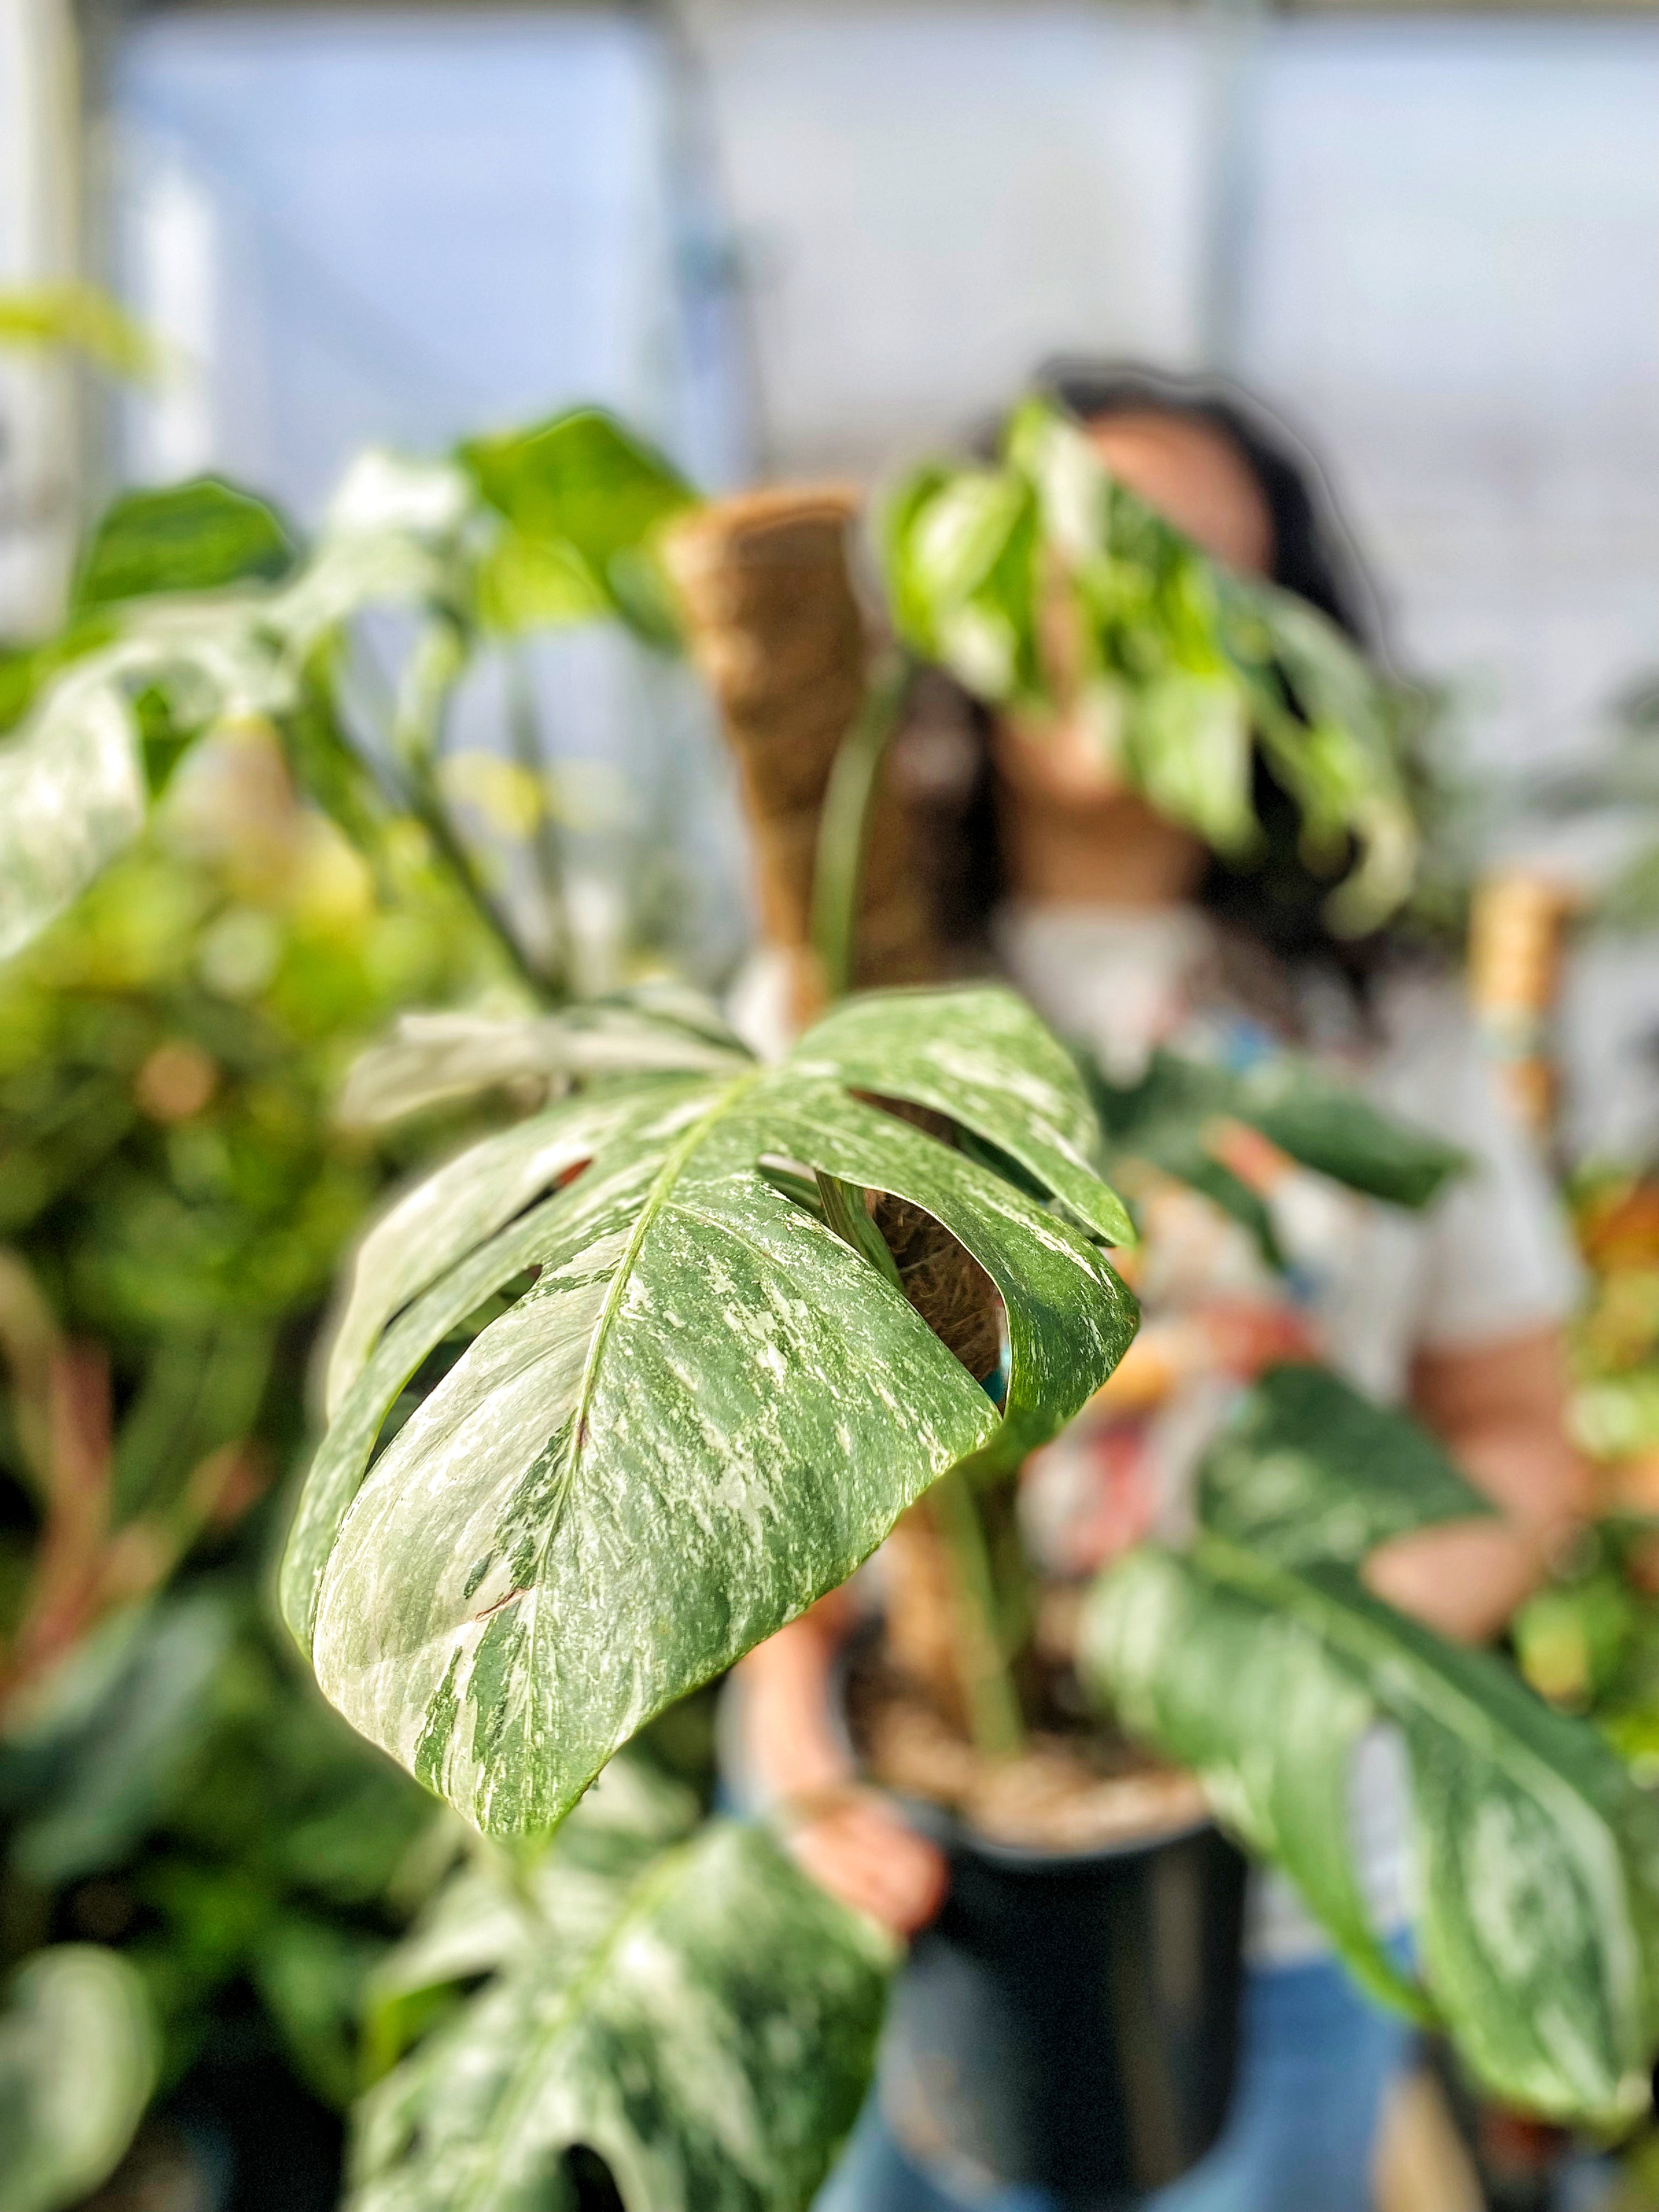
[932,358,1406,996]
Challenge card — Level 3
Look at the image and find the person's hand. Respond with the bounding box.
[781,1786,949,1937]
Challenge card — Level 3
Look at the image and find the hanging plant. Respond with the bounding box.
[877,396,1419,935]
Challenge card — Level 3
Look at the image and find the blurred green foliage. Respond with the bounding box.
[0,721,505,2202]
[0,404,713,2204]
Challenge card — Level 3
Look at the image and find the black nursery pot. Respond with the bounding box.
[876,1802,1248,2212]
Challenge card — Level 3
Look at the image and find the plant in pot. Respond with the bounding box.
[306,398,1658,2204]
[6,396,1658,2211]
[651,396,1659,2202]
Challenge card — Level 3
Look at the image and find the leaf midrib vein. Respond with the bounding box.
[453,1829,707,2212]
[518,1069,764,1764]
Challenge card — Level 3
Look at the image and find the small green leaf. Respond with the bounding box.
[473,528,606,634]
[351,1763,894,2212]
[1082,1545,1418,2019]
[73,478,297,614]
[460,410,695,646]
[285,986,1136,1839]
[0,1945,158,2212]
[1125,670,1255,857]
[0,285,158,379]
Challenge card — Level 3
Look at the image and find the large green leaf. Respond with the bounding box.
[283,985,1136,1838]
[3,1591,235,1884]
[72,477,297,613]
[0,1945,158,2212]
[335,988,752,1131]
[1087,1362,1659,2121]
[352,1758,893,2212]
[1084,1545,1418,2019]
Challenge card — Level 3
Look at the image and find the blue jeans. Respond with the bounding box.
[815,1947,1414,2212]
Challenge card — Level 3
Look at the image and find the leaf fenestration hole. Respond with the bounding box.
[870,1190,1006,1393]
[560,2142,625,2211]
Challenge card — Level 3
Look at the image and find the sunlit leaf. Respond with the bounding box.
[350,1758,894,2212]
[876,397,1419,927]
[284,985,1136,1839]
[73,478,297,614]
[0,1945,157,2212]
[0,454,467,964]
[0,677,146,964]
[1126,670,1255,856]
[0,285,158,379]
[460,409,696,647]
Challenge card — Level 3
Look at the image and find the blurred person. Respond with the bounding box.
[727,364,1589,2212]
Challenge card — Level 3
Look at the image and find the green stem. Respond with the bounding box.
[390,617,550,1000]
[405,763,548,998]
[927,1469,1025,1759]
[810,653,914,1001]
[506,647,571,1000]
[815,1172,902,1290]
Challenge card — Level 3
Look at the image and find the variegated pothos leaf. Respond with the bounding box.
[284,985,1137,1839]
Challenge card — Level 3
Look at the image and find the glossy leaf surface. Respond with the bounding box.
[352,1758,893,2212]
[285,986,1137,1838]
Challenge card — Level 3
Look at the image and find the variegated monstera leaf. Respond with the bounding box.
[1086,1365,1659,2128]
[353,1756,893,2212]
[283,985,1137,1839]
